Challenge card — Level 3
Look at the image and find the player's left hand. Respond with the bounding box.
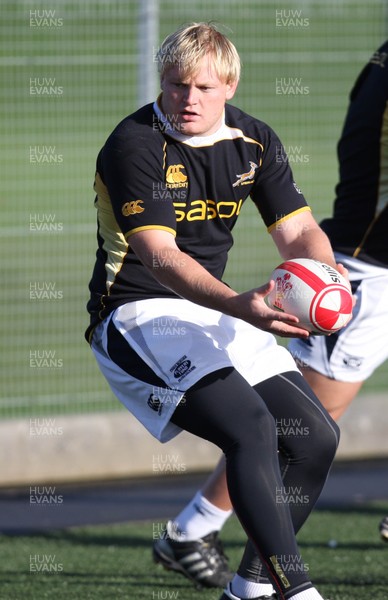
[336,262,356,309]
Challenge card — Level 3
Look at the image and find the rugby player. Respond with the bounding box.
[86,23,346,600]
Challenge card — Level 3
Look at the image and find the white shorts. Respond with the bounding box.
[288,253,388,382]
[91,298,299,442]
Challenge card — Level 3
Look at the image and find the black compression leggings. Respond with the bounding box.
[170,368,339,599]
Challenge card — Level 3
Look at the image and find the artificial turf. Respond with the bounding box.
[1,503,387,599]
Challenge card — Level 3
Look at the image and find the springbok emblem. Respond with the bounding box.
[232,161,258,187]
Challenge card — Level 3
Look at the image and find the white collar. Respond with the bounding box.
[153,99,226,147]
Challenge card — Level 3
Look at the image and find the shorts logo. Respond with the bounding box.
[170,355,196,382]
[343,355,363,369]
[232,161,258,187]
[147,393,162,414]
[121,199,144,216]
[166,164,188,188]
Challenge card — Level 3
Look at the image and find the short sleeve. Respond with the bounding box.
[99,123,177,239]
[250,126,310,231]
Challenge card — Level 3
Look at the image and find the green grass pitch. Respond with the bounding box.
[1,505,388,599]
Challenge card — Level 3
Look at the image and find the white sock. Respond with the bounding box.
[169,491,233,541]
[231,574,275,598]
[289,588,324,600]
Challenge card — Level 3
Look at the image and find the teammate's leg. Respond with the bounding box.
[198,455,232,510]
[170,367,338,600]
[300,367,363,420]
[167,455,232,540]
[154,453,233,588]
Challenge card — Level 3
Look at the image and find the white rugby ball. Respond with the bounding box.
[266,258,353,334]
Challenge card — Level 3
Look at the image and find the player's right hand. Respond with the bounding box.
[226,280,310,338]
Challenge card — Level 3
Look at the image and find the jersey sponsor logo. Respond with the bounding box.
[121,199,144,216]
[173,198,243,222]
[166,164,188,188]
[232,161,258,187]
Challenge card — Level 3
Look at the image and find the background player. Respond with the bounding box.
[153,39,388,598]
[292,38,388,544]
[86,22,348,600]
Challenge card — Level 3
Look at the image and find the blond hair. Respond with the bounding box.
[156,22,241,84]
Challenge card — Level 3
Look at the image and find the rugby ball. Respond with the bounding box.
[266,258,353,334]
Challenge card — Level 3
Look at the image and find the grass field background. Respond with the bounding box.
[1,504,388,599]
[1,0,387,417]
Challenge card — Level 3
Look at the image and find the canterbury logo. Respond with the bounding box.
[121,199,144,216]
[232,161,258,187]
[166,164,188,184]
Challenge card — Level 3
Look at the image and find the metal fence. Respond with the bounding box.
[1,0,386,418]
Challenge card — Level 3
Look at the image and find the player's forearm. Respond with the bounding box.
[280,225,337,268]
[130,230,303,336]
[149,247,239,314]
[150,252,303,337]
[134,237,304,337]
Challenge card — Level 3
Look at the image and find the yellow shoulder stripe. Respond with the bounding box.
[125,225,176,239]
[267,206,311,233]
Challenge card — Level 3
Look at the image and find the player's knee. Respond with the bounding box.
[324,417,340,460]
[282,411,339,477]
[309,416,340,472]
[226,405,277,454]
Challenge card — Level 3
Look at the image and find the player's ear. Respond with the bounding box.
[225,79,238,100]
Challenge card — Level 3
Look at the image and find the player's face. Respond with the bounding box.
[160,55,238,136]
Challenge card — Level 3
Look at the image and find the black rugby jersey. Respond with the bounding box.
[86,101,310,340]
[320,41,388,268]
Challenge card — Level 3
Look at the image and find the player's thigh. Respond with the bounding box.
[253,371,340,454]
[171,367,277,453]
